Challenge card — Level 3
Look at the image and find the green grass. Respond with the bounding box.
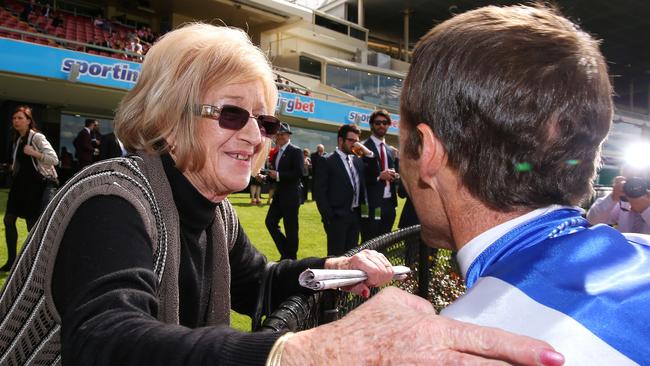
[0,189,404,332]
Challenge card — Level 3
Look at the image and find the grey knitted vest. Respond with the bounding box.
[0,153,239,365]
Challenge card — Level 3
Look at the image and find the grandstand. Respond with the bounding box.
[0,0,648,185]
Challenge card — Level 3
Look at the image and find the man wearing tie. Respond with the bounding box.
[314,124,366,256]
[362,110,399,241]
[265,123,304,259]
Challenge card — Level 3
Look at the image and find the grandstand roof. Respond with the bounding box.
[346,0,650,112]
[360,0,650,78]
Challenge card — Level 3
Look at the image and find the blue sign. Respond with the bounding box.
[0,38,140,89]
[0,39,402,129]
[276,91,400,133]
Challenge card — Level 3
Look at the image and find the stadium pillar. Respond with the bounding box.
[358,0,364,27]
[403,9,411,63]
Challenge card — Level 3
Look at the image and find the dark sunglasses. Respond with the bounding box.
[372,119,391,126]
[198,104,281,137]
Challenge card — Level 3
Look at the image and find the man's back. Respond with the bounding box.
[442,208,649,365]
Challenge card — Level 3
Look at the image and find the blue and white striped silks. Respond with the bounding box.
[441,208,650,365]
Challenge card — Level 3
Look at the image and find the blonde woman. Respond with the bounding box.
[0,24,561,366]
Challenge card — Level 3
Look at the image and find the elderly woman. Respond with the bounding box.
[0,24,562,366]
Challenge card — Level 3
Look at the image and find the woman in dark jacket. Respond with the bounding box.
[1,105,58,271]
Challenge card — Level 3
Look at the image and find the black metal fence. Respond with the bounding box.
[259,225,466,332]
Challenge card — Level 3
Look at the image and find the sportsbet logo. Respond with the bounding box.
[279,96,315,114]
[61,58,139,83]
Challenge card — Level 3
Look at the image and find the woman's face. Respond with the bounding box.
[12,111,30,136]
[181,80,268,202]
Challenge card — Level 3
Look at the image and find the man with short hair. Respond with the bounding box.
[361,110,398,241]
[398,4,649,364]
[73,118,99,168]
[265,122,304,260]
[314,124,366,256]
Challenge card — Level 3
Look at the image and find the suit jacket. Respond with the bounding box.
[362,138,398,208]
[99,132,123,160]
[314,151,366,222]
[73,128,94,165]
[310,151,324,178]
[273,143,303,206]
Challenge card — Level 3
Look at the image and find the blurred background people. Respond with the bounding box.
[264,122,304,260]
[587,165,650,234]
[73,118,100,169]
[2,105,58,271]
[361,109,399,241]
[310,143,326,199]
[314,124,366,255]
[301,147,311,202]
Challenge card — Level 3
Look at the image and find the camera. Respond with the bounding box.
[259,168,270,175]
[623,177,650,199]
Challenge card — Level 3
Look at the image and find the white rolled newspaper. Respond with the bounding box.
[299,265,411,291]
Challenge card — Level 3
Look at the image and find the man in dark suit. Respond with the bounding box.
[264,122,304,260]
[361,109,399,241]
[73,119,99,168]
[314,124,366,256]
[99,132,126,160]
[309,144,326,190]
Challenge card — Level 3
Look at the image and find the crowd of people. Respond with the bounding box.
[0,3,649,365]
[9,0,158,60]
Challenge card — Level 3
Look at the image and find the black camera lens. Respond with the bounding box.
[623,177,650,199]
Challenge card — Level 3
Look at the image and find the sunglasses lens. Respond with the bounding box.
[257,115,281,136]
[218,105,249,130]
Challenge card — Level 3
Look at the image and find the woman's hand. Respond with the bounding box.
[283,287,564,366]
[23,145,41,159]
[324,250,394,298]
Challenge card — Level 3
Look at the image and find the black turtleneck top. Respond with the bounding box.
[52,154,325,365]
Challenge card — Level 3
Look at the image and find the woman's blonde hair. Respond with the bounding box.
[114,23,278,171]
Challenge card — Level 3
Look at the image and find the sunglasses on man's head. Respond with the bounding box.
[373,119,391,126]
[198,104,281,137]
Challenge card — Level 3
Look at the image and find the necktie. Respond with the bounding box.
[347,155,359,208]
[380,142,389,188]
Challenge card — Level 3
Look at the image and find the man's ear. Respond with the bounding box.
[417,123,446,183]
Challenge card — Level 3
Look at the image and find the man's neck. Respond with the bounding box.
[437,175,531,251]
[448,201,527,251]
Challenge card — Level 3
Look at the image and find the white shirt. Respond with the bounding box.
[335,148,360,208]
[274,141,291,181]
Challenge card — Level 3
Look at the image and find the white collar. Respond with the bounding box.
[335,147,352,160]
[456,205,578,279]
[370,135,385,147]
[278,141,290,150]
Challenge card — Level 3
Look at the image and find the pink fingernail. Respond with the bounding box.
[361,289,369,298]
[539,349,564,366]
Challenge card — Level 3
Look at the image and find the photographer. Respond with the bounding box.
[586,170,650,234]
